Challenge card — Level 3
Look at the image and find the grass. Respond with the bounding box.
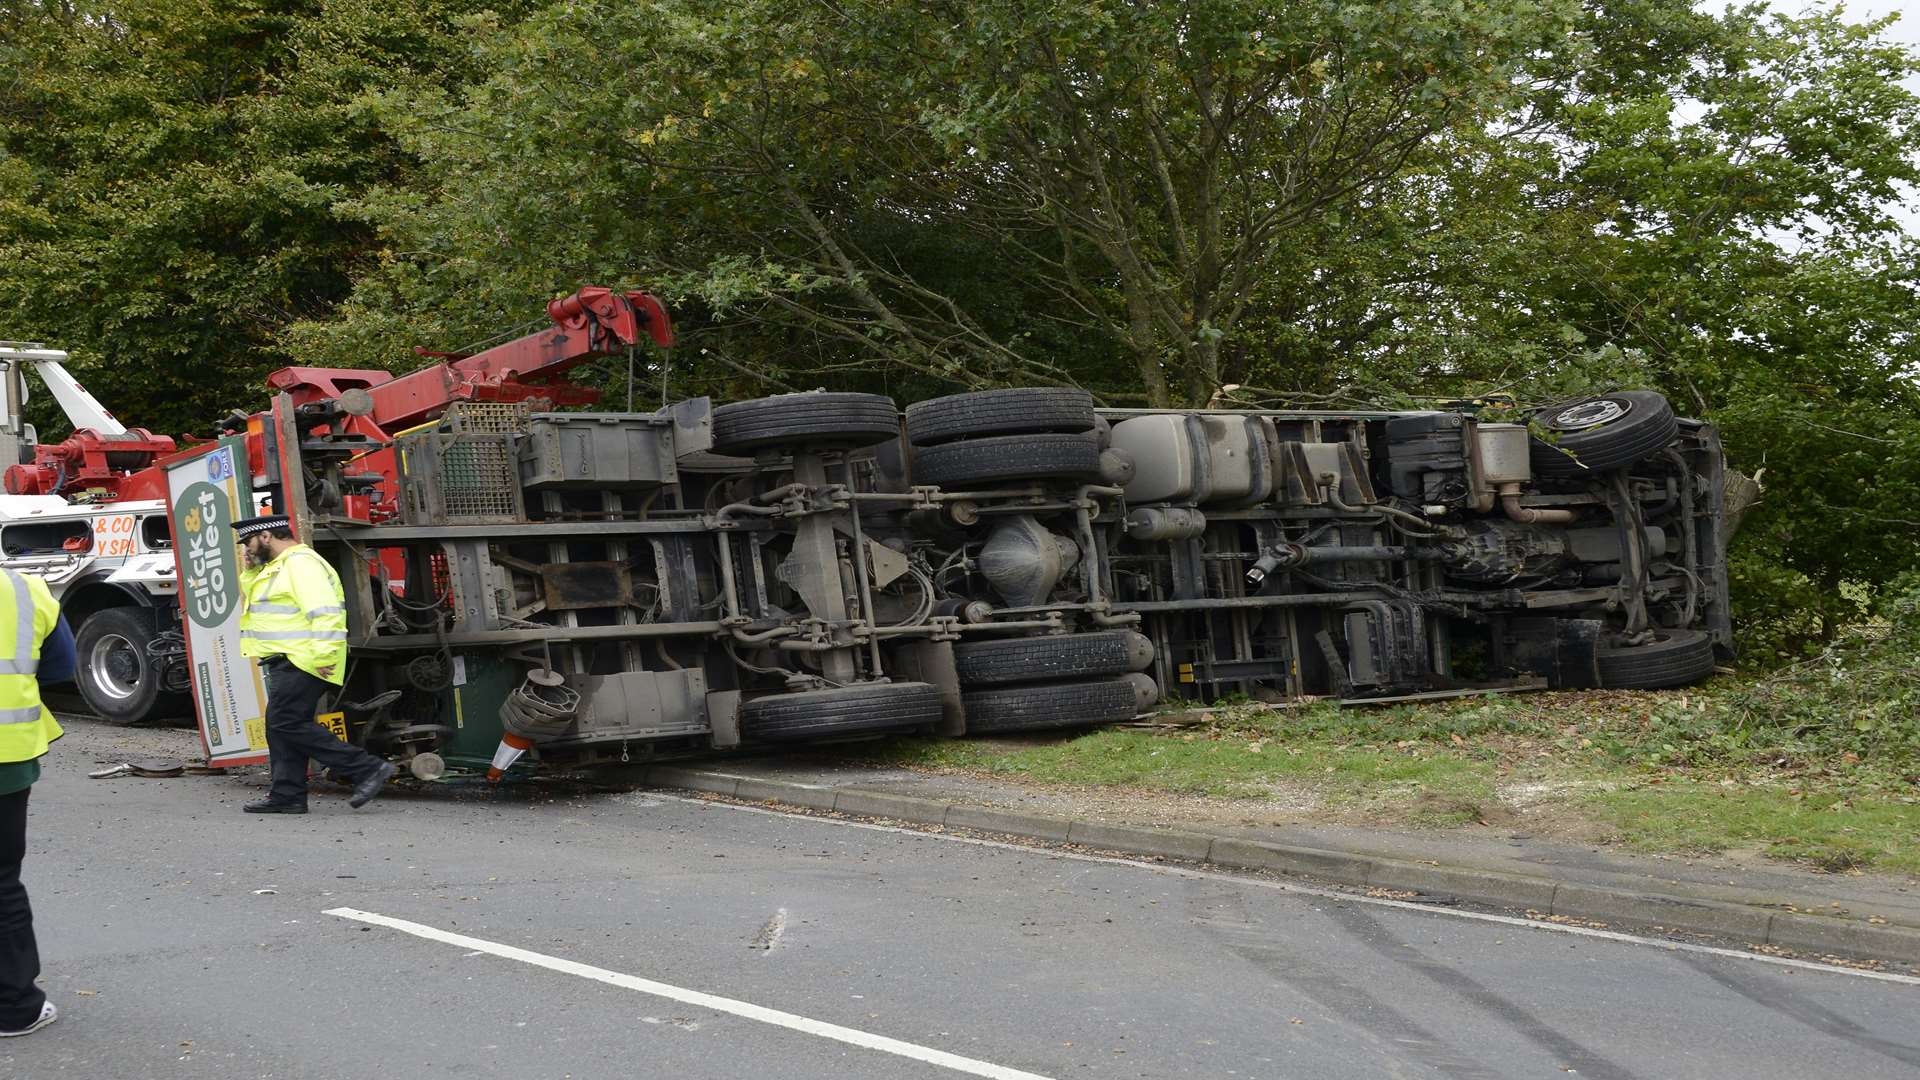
[870,729,1497,816]
[851,678,1920,874]
[1596,781,1920,875]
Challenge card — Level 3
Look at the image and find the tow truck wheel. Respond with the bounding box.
[740,682,944,742]
[711,392,902,456]
[74,608,189,726]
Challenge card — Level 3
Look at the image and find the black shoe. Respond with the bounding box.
[349,761,399,809]
[243,799,308,815]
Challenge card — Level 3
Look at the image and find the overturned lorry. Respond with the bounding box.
[166,290,1732,780]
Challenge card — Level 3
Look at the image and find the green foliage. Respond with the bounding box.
[0,0,529,435]
[293,0,1580,404]
[1720,573,1920,763]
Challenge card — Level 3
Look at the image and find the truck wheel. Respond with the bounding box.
[905,388,1096,447]
[711,392,901,456]
[962,677,1149,734]
[74,608,187,726]
[1530,390,1679,476]
[740,681,944,742]
[911,433,1104,490]
[954,631,1155,686]
[1596,629,1717,690]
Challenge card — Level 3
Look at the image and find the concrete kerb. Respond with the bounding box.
[641,768,1920,965]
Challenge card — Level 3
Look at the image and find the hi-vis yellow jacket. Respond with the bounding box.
[0,569,64,762]
[239,544,348,685]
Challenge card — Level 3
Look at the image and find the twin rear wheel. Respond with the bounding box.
[906,388,1104,489]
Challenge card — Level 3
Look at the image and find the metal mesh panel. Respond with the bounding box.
[396,404,529,524]
[437,436,519,519]
[445,402,530,436]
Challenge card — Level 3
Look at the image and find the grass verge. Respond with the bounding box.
[854,681,1920,873]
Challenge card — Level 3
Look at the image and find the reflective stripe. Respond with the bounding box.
[241,629,348,642]
[0,704,42,725]
[0,660,38,676]
[250,602,300,615]
[305,606,345,618]
[4,570,32,668]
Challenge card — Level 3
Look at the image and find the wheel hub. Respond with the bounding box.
[88,633,143,701]
[1549,398,1630,431]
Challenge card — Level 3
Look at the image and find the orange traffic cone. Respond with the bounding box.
[486,732,534,782]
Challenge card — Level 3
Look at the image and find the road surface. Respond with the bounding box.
[4,717,1915,1079]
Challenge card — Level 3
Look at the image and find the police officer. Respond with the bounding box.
[234,515,396,814]
[0,568,72,1038]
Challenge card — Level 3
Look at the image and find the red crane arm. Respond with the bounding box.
[267,287,673,434]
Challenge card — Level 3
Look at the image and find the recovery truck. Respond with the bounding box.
[149,287,1731,781]
[0,343,191,724]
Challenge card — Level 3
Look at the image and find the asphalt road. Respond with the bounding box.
[3,718,1916,1080]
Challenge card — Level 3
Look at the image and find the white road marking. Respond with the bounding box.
[646,792,1920,989]
[324,907,1055,1080]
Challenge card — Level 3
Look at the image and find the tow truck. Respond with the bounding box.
[144,288,1732,781]
[0,343,190,723]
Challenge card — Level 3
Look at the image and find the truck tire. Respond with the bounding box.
[954,631,1154,686]
[711,392,901,456]
[1596,629,1717,690]
[1530,390,1679,476]
[74,607,187,726]
[962,677,1146,734]
[912,433,1103,490]
[905,388,1096,447]
[740,681,944,742]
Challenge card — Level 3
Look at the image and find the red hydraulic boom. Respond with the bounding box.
[4,286,672,509]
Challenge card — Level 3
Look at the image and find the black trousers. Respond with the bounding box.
[263,659,383,804]
[0,787,42,1029]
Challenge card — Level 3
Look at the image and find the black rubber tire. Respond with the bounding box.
[962,678,1142,734]
[740,681,944,742]
[1596,629,1717,690]
[711,392,900,456]
[954,631,1154,686]
[912,433,1104,489]
[74,607,189,726]
[905,388,1096,447]
[1530,390,1679,476]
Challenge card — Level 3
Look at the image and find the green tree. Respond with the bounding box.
[294,0,1581,405]
[0,0,530,436]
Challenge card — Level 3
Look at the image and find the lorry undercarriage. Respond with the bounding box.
[255,298,1730,781]
[18,292,1735,778]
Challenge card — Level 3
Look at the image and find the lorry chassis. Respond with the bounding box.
[19,291,1730,775]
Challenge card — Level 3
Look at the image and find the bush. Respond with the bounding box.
[1722,574,1920,765]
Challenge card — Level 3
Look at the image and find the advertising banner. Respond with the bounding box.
[165,438,268,766]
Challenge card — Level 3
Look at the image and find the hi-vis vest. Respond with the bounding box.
[0,569,64,763]
[239,544,349,685]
